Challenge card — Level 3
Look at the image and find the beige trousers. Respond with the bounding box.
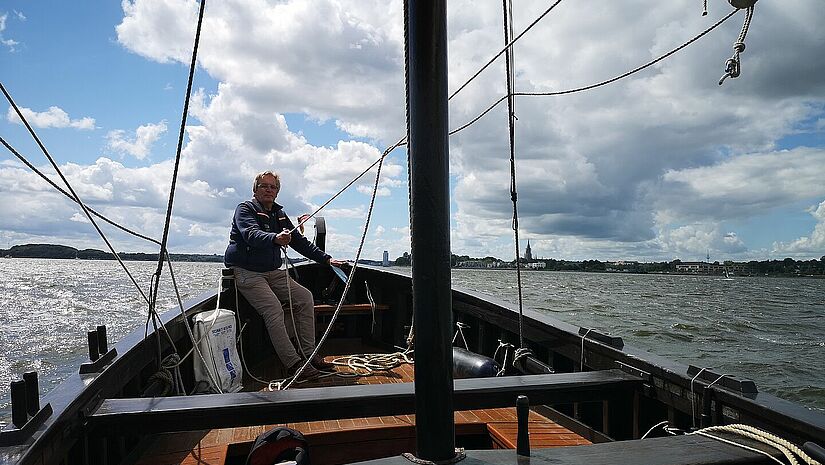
[233,267,316,369]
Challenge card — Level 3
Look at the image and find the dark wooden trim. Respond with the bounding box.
[79,348,118,374]
[0,404,53,446]
[687,365,757,394]
[356,434,782,465]
[88,370,641,435]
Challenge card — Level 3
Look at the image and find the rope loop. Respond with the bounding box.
[452,322,470,349]
[493,340,514,376]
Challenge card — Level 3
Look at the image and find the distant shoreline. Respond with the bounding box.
[0,244,223,263]
[3,244,823,278]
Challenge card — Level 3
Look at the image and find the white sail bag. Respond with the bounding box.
[192,308,243,393]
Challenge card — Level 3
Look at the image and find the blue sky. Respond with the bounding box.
[1,0,824,263]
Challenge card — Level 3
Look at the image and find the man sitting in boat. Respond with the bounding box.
[224,170,343,378]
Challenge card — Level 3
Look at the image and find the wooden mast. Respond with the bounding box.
[406,0,455,461]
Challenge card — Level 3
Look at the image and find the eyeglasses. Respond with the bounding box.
[258,183,278,191]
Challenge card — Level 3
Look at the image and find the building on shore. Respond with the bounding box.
[675,261,750,275]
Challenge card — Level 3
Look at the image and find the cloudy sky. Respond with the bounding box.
[1,0,823,263]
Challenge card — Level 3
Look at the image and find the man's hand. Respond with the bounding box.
[275,229,292,246]
[328,258,346,267]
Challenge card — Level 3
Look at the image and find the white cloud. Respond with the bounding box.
[6,105,95,130]
[1,12,20,51]
[658,224,747,260]
[373,225,385,237]
[188,222,224,238]
[116,0,200,64]
[654,147,825,223]
[318,206,366,219]
[357,185,390,197]
[117,0,406,142]
[106,121,168,160]
[772,200,825,257]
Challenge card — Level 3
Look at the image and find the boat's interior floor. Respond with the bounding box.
[132,339,590,465]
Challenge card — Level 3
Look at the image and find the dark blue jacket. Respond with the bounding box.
[224,199,330,272]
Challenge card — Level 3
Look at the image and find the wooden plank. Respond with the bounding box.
[134,445,227,465]
[314,303,390,314]
[90,370,642,435]
[485,407,592,450]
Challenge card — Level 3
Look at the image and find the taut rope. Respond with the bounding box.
[449,8,740,137]
[501,0,526,350]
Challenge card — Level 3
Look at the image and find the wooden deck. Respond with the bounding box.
[134,356,590,465]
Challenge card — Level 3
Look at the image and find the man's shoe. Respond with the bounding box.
[287,361,320,380]
[311,355,335,371]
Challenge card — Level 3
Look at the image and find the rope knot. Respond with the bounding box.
[725,57,741,78]
[733,41,746,53]
[718,54,742,85]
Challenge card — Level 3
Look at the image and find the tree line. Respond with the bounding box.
[1,244,223,263]
[393,252,825,276]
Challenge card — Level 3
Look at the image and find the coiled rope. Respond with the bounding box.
[692,424,822,465]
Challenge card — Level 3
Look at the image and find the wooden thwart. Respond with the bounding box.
[314,303,389,315]
[89,370,641,435]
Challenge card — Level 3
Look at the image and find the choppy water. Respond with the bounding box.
[451,269,824,411]
[0,258,225,427]
[1,261,822,428]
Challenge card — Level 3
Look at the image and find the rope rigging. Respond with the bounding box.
[0,1,769,395]
[449,0,564,101]
[0,83,151,306]
[146,0,208,367]
[284,0,567,235]
[718,4,755,85]
[450,7,741,137]
[0,136,161,246]
[281,143,390,390]
[501,0,526,350]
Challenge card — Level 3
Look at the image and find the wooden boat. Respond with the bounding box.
[1,259,823,465]
[2,2,824,465]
